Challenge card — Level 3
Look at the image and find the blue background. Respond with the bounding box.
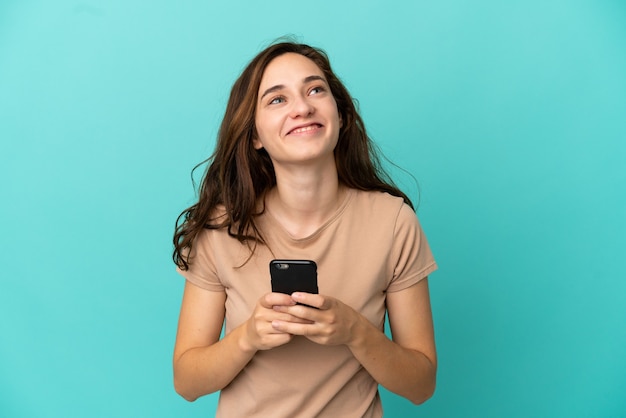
[1,1,625,417]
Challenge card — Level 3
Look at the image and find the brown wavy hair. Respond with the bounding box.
[173,41,414,270]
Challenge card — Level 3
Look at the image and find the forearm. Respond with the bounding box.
[348,318,436,404]
[174,323,255,401]
[278,288,437,403]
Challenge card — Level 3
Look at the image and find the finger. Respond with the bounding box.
[291,292,330,310]
[271,320,316,336]
[274,304,324,325]
[271,308,315,324]
[260,292,296,308]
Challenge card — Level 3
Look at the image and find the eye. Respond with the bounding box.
[309,86,325,95]
[269,96,285,105]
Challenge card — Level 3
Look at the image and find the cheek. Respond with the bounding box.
[252,120,276,151]
[254,111,270,134]
[254,112,281,140]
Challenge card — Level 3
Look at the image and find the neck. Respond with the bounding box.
[268,160,343,238]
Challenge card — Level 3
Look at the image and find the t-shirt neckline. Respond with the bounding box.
[264,188,356,242]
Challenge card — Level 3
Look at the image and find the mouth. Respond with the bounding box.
[287,123,323,135]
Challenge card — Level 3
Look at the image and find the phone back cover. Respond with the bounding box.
[270,260,318,295]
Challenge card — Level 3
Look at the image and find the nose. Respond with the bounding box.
[289,94,315,118]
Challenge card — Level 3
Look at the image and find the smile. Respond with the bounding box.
[288,124,322,135]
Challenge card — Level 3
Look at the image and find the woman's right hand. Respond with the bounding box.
[174,286,307,400]
[242,292,309,352]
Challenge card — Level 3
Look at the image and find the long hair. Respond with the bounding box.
[173,41,413,270]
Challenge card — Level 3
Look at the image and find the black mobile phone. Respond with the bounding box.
[270,259,318,295]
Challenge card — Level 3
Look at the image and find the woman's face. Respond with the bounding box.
[253,53,342,168]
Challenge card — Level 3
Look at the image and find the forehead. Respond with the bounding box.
[258,53,326,90]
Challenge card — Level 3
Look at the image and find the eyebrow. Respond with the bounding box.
[259,75,327,100]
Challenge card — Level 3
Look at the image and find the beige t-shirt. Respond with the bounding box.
[179,189,437,417]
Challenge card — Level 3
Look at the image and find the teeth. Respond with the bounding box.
[291,125,319,134]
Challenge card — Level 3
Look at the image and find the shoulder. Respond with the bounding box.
[205,204,229,226]
[185,205,236,262]
[341,190,419,244]
[350,189,413,219]
[349,190,429,245]
[352,188,406,205]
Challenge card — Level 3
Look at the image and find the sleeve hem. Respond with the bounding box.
[386,262,438,293]
[176,266,225,292]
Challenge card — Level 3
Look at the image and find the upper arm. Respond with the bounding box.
[173,280,226,362]
[386,278,437,368]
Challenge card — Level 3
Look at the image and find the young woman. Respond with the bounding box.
[172,41,438,417]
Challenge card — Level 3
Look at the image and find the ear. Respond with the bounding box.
[252,137,264,150]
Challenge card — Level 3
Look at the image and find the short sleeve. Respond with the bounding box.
[386,204,437,292]
[176,229,225,292]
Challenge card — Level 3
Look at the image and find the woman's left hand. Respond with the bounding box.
[272,281,438,405]
[270,293,363,346]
